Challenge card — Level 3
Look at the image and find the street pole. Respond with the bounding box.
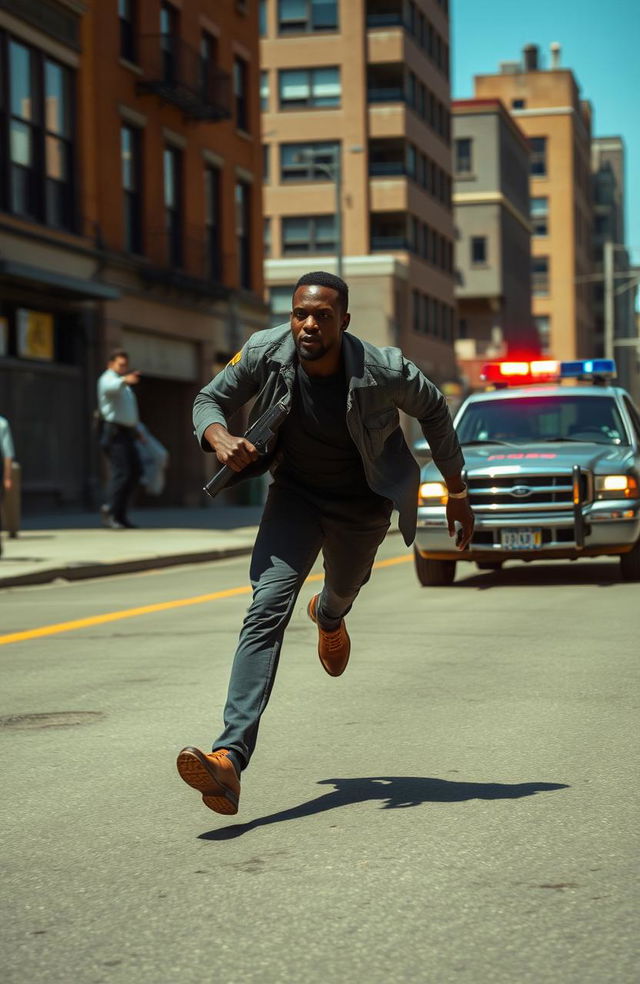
[604,239,614,360]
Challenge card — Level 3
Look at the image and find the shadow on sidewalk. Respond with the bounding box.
[199,775,569,841]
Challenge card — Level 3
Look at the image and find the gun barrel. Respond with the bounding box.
[203,463,233,498]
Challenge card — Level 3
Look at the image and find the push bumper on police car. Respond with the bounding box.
[414,359,640,585]
[415,467,640,562]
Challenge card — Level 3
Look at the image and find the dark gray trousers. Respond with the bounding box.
[213,483,392,770]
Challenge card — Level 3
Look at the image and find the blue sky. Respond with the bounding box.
[451,0,640,264]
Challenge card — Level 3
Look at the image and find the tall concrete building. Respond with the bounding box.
[0,0,266,511]
[260,0,457,387]
[474,43,594,361]
[452,98,533,389]
[591,137,638,399]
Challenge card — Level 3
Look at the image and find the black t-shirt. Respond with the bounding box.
[274,358,379,500]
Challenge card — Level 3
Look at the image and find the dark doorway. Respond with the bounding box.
[135,375,199,505]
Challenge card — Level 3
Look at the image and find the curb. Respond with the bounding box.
[0,526,403,589]
[0,544,255,589]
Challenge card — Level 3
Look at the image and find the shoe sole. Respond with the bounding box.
[176,747,239,816]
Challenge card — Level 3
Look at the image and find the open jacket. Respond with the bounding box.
[193,323,464,546]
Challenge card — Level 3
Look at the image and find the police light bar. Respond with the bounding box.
[559,359,616,379]
[480,359,617,385]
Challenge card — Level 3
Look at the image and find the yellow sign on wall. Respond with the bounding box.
[17,309,54,361]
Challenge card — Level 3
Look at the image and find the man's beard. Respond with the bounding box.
[296,337,329,361]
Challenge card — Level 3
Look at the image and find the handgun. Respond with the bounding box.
[203,398,289,499]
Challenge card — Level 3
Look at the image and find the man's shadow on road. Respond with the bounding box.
[199,775,568,841]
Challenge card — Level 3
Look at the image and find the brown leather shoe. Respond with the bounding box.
[176,746,240,815]
[307,593,351,677]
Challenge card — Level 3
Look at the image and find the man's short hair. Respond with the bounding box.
[294,271,349,312]
[108,348,129,363]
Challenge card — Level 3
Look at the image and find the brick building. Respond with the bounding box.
[0,0,265,512]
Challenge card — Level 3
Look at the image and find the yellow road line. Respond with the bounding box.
[0,554,412,647]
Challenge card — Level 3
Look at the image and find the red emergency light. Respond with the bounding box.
[480,360,559,384]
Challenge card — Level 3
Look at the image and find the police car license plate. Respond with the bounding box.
[500,528,542,550]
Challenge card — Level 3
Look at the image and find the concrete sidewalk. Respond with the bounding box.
[0,505,264,589]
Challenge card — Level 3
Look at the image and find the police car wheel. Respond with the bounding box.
[620,539,640,582]
[414,549,456,587]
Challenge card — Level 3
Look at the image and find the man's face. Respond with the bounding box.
[290,285,350,363]
[110,356,129,375]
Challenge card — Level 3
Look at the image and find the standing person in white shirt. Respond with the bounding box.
[0,414,15,555]
[97,349,143,529]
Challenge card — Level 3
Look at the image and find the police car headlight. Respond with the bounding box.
[595,475,638,499]
[418,481,448,505]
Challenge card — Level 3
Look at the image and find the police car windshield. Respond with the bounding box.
[457,395,630,447]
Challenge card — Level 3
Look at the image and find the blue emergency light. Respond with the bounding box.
[559,359,616,378]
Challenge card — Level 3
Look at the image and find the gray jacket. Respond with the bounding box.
[193,323,464,545]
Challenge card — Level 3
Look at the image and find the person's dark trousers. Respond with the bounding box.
[213,482,392,772]
[101,425,141,524]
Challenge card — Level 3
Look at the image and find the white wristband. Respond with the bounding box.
[447,484,468,499]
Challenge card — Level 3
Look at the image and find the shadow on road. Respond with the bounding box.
[199,775,569,841]
[453,561,620,590]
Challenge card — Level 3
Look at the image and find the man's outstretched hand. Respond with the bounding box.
[446,495,475,551]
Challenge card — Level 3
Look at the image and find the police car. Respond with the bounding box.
[415,359,640,585]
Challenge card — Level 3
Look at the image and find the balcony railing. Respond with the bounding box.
[140,228,231,298]
[136,34,231,121]
[370,235,409,250]
[369,161,406,176]
[367,86,405,103]
[366,13,404,27]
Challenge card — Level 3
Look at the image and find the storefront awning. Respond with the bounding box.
[0,260,120,300]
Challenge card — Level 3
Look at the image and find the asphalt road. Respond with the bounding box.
[1,540,638,984]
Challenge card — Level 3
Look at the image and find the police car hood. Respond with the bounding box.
[457,441,635,477]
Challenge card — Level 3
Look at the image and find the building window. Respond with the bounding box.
[455,137,472,175]
[529,136,547,177]
[234,57,249,131]
[279,67,340,109]
[263,217,271,258]
[204,164,221,281]
[531,196,549,236]
[163,145,182,267]
[270,285,292,328]
[280,141,339,181]
[119,0,137,62]
[512,98,526,110]
[200,31,217,98]
[532,256,550,296]
[260,70,269,111]
[121,125,142,253]
[282,215,337,254]
[259,0,268,36]
[263,144,270,182]
[370,213,407,250]
[5,39,75,231]
[278,0,338,33]
[160,2,179,84]
[44,60,73,229]
[471,236,487,265]
[534,315,551,355]
[236,181,251,288]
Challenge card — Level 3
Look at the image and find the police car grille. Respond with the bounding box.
[469,473,585,511]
